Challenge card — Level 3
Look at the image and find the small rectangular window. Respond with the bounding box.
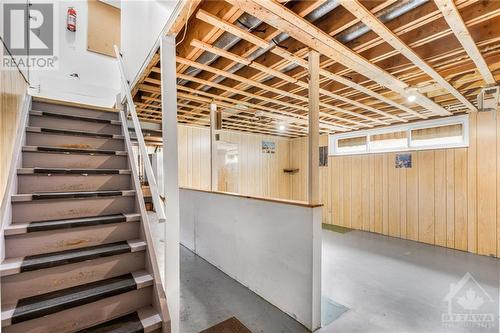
[329,115,468,155]
[411,124,464,147]
[370,131,408,151]
[337,136,367,153]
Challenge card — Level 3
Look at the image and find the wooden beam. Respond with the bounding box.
[339,0,476,112]
[192,12,408,122]
[176,72,368,128]
[196,9,269,49]
[190,40,407,124]
[270,46,427,119]
[174,86,352,132]
[226,0,452,116]
[168,0,202,35]
[175,57,388,125]
[308,50,320,205]
[434,0,496,85]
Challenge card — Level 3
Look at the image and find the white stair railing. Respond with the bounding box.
[114,45,166,223]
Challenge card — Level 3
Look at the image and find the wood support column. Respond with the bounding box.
[308,50,320,205]
[160,34,179,333]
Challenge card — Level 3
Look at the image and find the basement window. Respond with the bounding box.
[337,136,367,153]
[329,115,469,155]
[369,131,408,151]
[411,123,464,148]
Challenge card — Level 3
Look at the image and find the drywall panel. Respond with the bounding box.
[120,1,178,84]
[180,188,322,331]
[29,0,120,107]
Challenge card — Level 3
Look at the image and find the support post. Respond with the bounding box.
[308,49,320,205]
[160,34,180,333]
[210,103,218,191]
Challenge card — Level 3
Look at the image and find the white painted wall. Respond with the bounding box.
[180,189,322,331]
[29,0,120,107]
[120,0,179,86]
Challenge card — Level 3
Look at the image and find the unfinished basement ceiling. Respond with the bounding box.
[131,0,500,138]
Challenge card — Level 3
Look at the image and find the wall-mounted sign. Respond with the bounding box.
[262,141,276,154]
[395,153,412,168]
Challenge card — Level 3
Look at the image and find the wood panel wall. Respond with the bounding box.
[178,125,291,199]
[0,61,27,205]
[289,112,500,258]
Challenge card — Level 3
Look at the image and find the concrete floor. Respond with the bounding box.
[149,213,500,332]
[318,230,499,333]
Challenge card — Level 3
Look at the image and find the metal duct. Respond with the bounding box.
[179,0,429,92]
[336,0,428,43]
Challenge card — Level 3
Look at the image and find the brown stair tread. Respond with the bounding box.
[23,145,127,155]
[2,271,152,326]
[76,306,161,333]
[0,239,145,275]
[31,110,120,124]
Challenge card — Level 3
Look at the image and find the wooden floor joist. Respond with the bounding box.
[129,0,500,137]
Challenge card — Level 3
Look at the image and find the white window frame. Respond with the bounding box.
[329,114,469,156]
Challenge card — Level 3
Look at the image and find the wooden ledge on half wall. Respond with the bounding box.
[180,187,323,209]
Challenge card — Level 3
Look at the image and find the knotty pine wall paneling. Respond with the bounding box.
[288,111,500,258]
[0,63,27,205]
[177,125,291,200]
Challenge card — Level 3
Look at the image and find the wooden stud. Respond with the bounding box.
[308,50,320,205]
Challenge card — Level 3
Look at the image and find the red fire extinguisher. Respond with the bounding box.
[67,7,76,32]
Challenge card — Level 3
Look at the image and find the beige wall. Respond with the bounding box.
[0,60,27,205]
[289,112,500,258]
[178,125,292,200]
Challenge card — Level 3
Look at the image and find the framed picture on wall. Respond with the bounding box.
[395,153,412,168]
[262,141,276,154]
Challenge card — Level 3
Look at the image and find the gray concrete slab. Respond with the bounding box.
[319,229,500,333]
[150,212,500,333]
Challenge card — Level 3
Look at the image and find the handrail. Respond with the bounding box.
[114,45,166,223]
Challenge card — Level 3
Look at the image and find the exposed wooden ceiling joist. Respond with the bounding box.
[130,0,500,138]
[225,0,452,117]
[338,0,477,112]
[434,0,496,86]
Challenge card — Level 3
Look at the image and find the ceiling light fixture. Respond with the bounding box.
[405,87,417,103]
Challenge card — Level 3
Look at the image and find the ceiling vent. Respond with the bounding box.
[477,86,499,112]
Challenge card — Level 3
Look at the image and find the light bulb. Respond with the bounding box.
[407,94,416,103]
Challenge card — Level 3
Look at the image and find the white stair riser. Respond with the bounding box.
[5,222,140,258]
[23,152,128,169]
[11,196,135,223]
[18,174,131,193]
[32,102,119,121]
[30,116,121,135]
[26,132,124,151]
